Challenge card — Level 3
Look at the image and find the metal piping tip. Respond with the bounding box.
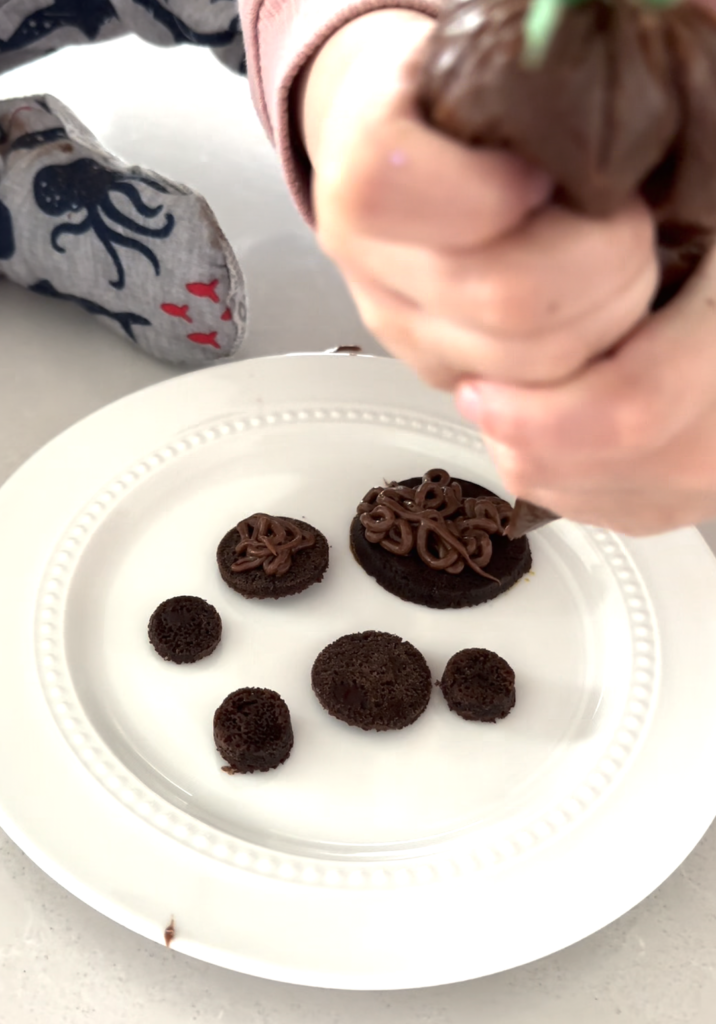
[505,498,560,539]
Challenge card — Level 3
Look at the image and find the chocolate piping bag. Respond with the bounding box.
[418,0,716,537]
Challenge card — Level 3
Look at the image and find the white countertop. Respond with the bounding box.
[1,36,716,1024]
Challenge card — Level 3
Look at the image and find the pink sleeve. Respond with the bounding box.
[238,0,440,222]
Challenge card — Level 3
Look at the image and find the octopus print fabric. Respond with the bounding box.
[0,2,246,365]
[0,0,245,74]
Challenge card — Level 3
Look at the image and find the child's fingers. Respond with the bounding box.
[347,267,652,390]
[463,276,716,456]
[489,475,716,535]
[335,199,657,385]
[317,119,552,249]
[454,244,716,487]
[307,11,550,251]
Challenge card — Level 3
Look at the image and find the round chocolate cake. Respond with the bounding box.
[148,595,222,664]
[311,630,433,731]
[439,648,516,722]
[217,513,329,600]
[213,687,294,773]
[350,470,531,609]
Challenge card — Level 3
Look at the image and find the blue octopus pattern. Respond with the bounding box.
[34,158,176,290]
[0,0,118,54]
[0,199,15,260]
[10,127,69,152]
[30,279,151,341]
[130,0,240,47]
[0,0,243,58]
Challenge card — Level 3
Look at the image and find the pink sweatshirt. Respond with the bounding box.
[240,0,716,223]
[239,0,440,221]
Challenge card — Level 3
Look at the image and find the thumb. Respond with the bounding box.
[302,10,551,248]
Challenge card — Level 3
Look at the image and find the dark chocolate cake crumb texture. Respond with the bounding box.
[311,630,433,731]
[439,648,516,722]
[213,687,294,773]
[148,595,222,665]
[418,0,716,536]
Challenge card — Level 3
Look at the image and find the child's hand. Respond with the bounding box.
[299,8,716,535]
[456,244,716,534]
[298,10,659,390]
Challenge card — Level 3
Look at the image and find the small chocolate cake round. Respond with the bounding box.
[213,687,294,773]
[148,595,222,664]
[217,513,329,600]
[311,630,432,731]
[350,469,531,609]
[439,648,516,722]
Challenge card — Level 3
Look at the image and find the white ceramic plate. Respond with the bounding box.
[1,353,716,990]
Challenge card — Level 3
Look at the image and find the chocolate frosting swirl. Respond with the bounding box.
[357,469,513,581]
[231,514,316,577]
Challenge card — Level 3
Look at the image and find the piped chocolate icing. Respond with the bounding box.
[357,468,512,581]
[217,514,329,600]
[231,513,316,576]
[350,472,531,609]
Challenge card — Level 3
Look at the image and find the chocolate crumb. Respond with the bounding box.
[164,917,175,947]
[214,687,294,772]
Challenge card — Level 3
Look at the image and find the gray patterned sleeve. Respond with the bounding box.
[0,0,245,77]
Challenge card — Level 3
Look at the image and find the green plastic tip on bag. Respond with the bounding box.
[522,0,564,66]
[521,0,682,69]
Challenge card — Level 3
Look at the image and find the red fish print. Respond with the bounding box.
[161,303,192,322]
[186,279,220,303]
[187,331,220,349]
[221,307,232,322]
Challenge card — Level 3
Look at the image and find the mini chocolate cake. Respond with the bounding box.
[217,513,329,600]
[148,596,222,664]
[350,469,531,609]
[213,687,294,773]
[439,648,516,722]
[311,630,432,731]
